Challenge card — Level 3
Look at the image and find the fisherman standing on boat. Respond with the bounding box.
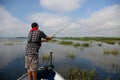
[25,22,53,80]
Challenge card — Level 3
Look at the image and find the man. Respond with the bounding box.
[25,22,53,80]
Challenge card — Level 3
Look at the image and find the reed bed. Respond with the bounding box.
[104,49,119,56]
[73,43,81,47]
[65,52,76,61]
[67,67,97,80]
[118,42,120,45]
[82,43,90,47]
[103,40,115,45]
[97,43,102,46]
[59,40,91,48]
[41,54,50,63]
[59,41,73,45]
[4,43,14,46]
[49,39,58,43]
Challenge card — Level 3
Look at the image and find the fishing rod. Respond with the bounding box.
[52,24,70,37]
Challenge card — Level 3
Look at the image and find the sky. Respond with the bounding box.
[0,0,120,37]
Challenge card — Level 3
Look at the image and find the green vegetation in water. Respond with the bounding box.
[65,52,76,61]
[59,40,90,48]
[111,62,119,70]
[73,43,81,47]
[49,39,58,43]
[59,41,73,45]
[103,40,115,45]
[59,37,120,45]
[82,43,90,47]
[41,54,50,63]
[4,43,14,46]
[118,42,120,45]
[67,66,97,80]
[97,43,102,46]
[59,37,120,41]
[104,48,119,56]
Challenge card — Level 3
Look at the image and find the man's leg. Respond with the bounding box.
[32,71,37,80]
[28,69,32,80]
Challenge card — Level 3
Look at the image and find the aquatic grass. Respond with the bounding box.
[106,77,111,80]
[65,52,76,61]
[49,39,58,43]
[104,49,119,56]
[111,62,119,70]
[82,43,90,47]
[118,42,120,45]
[73,43,81,47]
[97,43,102,46]
[4,43,14,46]
[67,66,97,80]
[103,40,115,45]
[41,54,50,63]
[59,41,73,45]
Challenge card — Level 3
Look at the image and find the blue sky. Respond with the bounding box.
[0,0,120,37]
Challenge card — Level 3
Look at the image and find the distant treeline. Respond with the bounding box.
[57,37,120,41]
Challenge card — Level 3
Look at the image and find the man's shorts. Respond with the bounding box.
[25,54,39,71]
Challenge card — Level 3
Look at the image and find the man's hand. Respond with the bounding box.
[46,36,53,41]
[41,36,53,43]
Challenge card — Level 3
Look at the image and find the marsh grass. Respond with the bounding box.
[59,41,73,45]
[73,43,81,47]
[104,49,119,56]
[41,54,50,63]
[82,43,90,47]
[49,39,58,43]
[111,62,119,70]
[103,40,115,45]
[4,43,14,46]
[67,66,97,80]
[118,42,120,45]
[65,52,76,61]
[59,40,90,48]
[97,43,102,46]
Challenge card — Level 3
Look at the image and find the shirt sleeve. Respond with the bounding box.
[40,31,47,39]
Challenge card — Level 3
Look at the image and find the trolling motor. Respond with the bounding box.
[37,51,55,79]
[42,51,54,70]
[49,51,54,69]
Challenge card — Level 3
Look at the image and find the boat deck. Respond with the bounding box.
[17,67,65,80]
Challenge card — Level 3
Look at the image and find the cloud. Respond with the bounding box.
[76,4,120,37]
[54,4,120,37]
[29,4,120,37]
[0,5,28,37]
[28,12,72,35]
[40,0,85,13]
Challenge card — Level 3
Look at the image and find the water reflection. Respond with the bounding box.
[65,51,76,61]
[0,38,120,80]
[0,38,26,69]
[104,48,119,56]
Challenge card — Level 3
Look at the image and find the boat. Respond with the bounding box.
[17,52,65,80]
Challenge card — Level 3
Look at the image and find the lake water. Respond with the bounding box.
[0,38,120,80]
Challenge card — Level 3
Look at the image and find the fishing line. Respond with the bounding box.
[52,24,70,37]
